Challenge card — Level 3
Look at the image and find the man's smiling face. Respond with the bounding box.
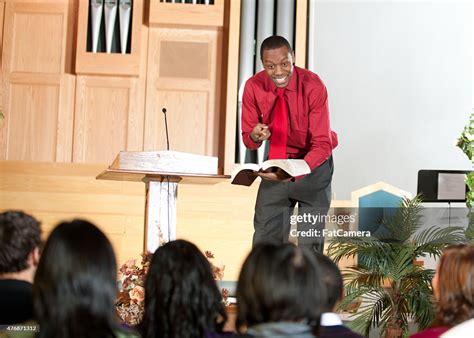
[261,45,295,88]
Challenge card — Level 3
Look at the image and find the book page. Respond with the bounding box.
[260,159,310,177]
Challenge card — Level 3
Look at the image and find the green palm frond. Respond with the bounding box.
[339,284,385,308]
[346,289,390,336]
[328,236,390,265]
[406,285,436,329]
[400,269,434,293]
[385,247,418,282]
[414,226,466,258]
[382,197,424,242]
[343,267,387,290]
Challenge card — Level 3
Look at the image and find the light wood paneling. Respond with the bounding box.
[11,11,63,73]
[0,1,5,112]
[0,73,75,161]
[155,90,209,154]
[144,27,222,158]
[73,76,145,164]
[223,0,240,174]
[148,0,225,27]
[2,1,75,74]
[8,81,60,160]
[0,160,146,267]
[295,0,308,67]
[0,0,7,159]
[0,0,76,161]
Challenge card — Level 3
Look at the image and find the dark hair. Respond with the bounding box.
[236,243,326,332]
[260,35,293,59]
[143,240,227,338]
[33,220,118,338]
[0,211,41,273]
[313,253,343,312]
[432,244,474,327]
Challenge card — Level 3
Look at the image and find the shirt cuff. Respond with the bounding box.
[247,133,262,148]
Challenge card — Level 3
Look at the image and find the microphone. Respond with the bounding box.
[162,107,170,151]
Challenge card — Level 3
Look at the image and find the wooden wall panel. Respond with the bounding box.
[154,90,209,154]
[0,1,76,161]
[0,1,5,112]
[144,27,222,158]
[73,76,144,164]
[1,73,75,161]
[10,11,63,73]
[0,160,146,267]
[2,1,74,75]
[223,0,240,174]
[8,81,59,161]
[148,0,225,27]
[295,0,308,68]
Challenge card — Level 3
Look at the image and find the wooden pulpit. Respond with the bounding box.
[97,151,229,252]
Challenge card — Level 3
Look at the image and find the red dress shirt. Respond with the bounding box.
[241,66,338,170]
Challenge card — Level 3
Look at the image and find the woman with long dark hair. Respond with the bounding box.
[33,220,138,338]
[410,244,474,338]
[236,243,326,337]
[142,239,227,338]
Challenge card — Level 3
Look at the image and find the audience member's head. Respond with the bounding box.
[431,244,474,328]
[33,220,119,338]
[143,239,227,338]
[0,211,41,282]
[0,211,41,325]
[236,243,326,333]
[313,253,344,312]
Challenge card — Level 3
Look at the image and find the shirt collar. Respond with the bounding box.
[320,312,343,326]
[285,66,298,92]
[247,322,313,335]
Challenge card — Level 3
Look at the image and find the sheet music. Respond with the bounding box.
[437,173,466,200]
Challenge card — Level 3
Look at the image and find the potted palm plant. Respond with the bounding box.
[328,196,466,338]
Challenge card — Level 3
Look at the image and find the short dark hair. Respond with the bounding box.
[313,253,343,311]
[33,220,118,338]
[143,240,227,338]
[236,243,326,332]
[0,211,41,273]
[260,35,293,59]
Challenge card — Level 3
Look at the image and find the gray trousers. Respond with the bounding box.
[252,156,333,253]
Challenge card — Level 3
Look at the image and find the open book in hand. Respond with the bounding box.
[231,159,311,186]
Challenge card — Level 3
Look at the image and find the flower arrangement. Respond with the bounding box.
[205,250,225,280]
[116,252,152,326]
[116,250,226,326]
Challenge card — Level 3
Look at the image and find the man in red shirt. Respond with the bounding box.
[241,35,338,253]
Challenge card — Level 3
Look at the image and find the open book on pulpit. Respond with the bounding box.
[231,159,311,186]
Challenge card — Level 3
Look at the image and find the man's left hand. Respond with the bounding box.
[257,168,292,182]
